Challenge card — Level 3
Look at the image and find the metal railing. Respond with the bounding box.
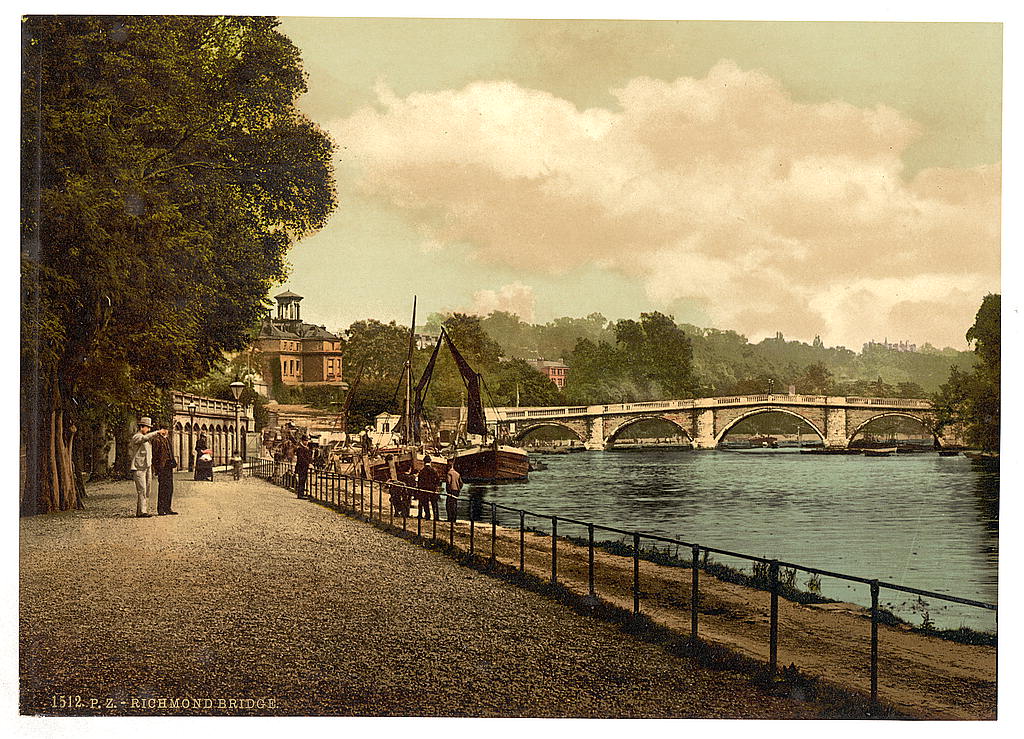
[246,457,995,711]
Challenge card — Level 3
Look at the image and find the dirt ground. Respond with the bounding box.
[21,474,822,718]
[343,478,997,720]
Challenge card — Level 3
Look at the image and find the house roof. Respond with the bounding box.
[297,324,341,340]
[259,322,300,339]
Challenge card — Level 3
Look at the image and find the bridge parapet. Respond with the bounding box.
[492,395,937,449]
[492,395,933,422]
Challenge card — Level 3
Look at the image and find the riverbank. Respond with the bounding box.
[20,474,819,718]
[313,476,996,720]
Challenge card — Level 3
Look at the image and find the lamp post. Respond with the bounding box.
[229,381,244,460]
[768,378,775,396]
[187,401,197,471]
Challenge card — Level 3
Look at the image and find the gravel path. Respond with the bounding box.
[21,474,819,717]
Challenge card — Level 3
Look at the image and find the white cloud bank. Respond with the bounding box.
[464,282,537,322]
[331,61,999,348]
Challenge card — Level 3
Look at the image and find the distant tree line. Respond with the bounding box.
[324,306,982,434]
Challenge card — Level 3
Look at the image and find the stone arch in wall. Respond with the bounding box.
[513,421,587,445]
[714,407,826,446]
[174,422,184,467]
[604,414,693,445]
[847,412,940,446]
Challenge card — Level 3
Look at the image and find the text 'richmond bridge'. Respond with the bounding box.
[483,394,951,450]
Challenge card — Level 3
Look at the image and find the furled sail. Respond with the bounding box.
[442,330,487,437]
[411,333,445,442]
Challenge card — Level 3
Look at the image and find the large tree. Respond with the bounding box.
[21,16,335,513]
[933,294,1000,451]
[343,319,410,383]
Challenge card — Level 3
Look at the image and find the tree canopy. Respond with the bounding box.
[933,294,999,451]
[21,16,336,513]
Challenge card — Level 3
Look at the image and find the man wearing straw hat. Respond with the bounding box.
[128,416,166,518]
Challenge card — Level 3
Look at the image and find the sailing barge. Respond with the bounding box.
[412,325,529,481]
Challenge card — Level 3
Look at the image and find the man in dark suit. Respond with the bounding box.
[294,436,313,498]
[417,456,441,520]
[152,421,179,515]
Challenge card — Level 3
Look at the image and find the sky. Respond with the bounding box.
[271,17,1002,351]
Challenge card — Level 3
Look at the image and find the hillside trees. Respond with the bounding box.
[562,312,696,403]
[20,16,335,513]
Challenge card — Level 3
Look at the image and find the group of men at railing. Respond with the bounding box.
[379,455,463,523]
[280,446,465,524]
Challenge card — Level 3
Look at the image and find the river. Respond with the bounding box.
[464,449,999,633]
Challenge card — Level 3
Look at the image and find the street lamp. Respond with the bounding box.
[229,381,244,460]
[187,401,197,471]
[768,378,775,396]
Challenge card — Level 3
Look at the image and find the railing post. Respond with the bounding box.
[519,510,525,573]
[633,532,640,616]
[871,580,880,706]
[490,503,497,565]
[470,513,475,556]
[551,517,558,584]
[360,477,365,518]
[769,560,779,677]
[588,523,595,598]
[691,544,700,644]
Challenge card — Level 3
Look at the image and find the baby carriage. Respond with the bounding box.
[194,449,214,481]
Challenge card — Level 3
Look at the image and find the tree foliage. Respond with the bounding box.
[343,319,410,384]
[560,312,696,404]
[21,16,335,513]
[933,294,1000,450]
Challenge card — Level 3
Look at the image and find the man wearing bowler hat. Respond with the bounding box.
[128,416,166,518]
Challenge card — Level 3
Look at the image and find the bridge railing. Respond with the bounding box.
[247,458,993,715]
[495,395,933,420]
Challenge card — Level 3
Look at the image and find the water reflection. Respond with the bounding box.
[467,449,999,632]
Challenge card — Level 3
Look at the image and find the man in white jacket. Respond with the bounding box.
[128,416,166,518]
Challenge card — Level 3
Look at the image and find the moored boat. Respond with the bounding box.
[863,447,897,457]
[450,442,530,482]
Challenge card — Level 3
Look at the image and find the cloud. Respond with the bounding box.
[463,282,537,322]
[330,61,999,348]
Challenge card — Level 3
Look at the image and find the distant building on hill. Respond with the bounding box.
[414,331,441,350]
[524,358,569,388]
[862,338,918,353]
[254,290,345,392]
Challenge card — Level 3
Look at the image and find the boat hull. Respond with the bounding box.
[452,445,530,481]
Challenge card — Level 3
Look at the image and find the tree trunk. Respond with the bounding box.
[112,411,133,480]
[22,382,84,515]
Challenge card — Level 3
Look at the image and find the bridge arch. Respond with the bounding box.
[513,421,587,445]
[848,412,940,446]
[714,408,826,446]
[605,415,692,445]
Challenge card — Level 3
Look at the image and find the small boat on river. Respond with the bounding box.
[862,447,897,457]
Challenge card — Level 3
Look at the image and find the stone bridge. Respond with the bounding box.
[485,394,956,450]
